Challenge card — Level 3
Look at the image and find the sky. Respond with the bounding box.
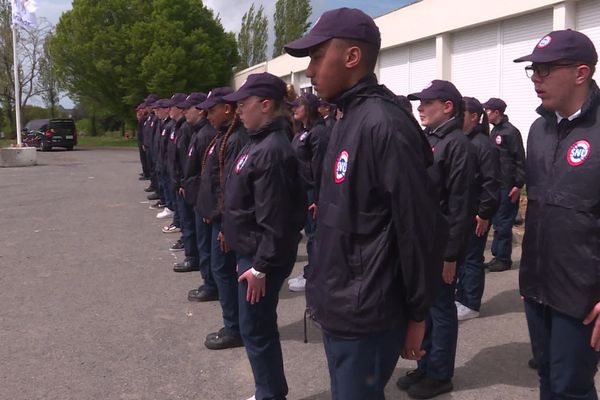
[34,0,414,107]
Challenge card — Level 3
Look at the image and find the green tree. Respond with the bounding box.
[48,0,238,134]
[237,3,268,70]
[37,34,61,117]
[272,0,312,58]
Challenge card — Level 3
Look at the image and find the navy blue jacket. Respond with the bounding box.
[520,81,600,319]
[308,74,447,335]
[223,116,306,273]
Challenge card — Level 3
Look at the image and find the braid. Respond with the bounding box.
[218,115,239,188]
[201,134,219,173]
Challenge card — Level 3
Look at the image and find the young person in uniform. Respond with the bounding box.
[400,80,475,398]
[482,97,525,272]
[455,97,500,321]
[197,88,248,350]
[136,100,151,180]
[171,93,206,273]
[180,94,219,302]
[514,29,600,400]
[149,100,170,211]
[221,72,306,400]
[287,92,327,292]
[285,8,447,400]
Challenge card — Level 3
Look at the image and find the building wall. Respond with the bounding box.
[232,0,600,144]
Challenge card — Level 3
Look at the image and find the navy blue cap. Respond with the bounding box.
[482,98,507,113]
[291,92,319,109]
[144,94,159,105]
[155,99,171,108]
[285,8,381,58]
[198,87,235,109]
[408,80,462,107]
[514,29,598,64]
[177,92,207,109]
[464,97,484,115]
[136,103,146,111]
[224,73,287,102]
[317,98,331,108]
[165,93,188,107]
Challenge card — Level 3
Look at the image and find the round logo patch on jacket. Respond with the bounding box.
[495,135,502,145]
[170,131,175,140]
[567,140,591,166]
[300,131,309,142]
[208,143,216,155]
[235,154,249,173]
[335,150,349,183]
[188,147,194,157]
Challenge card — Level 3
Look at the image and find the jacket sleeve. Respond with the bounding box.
[252,158,305,273]
[310,124,328,203]
[375,119,446,322]
[510,127,526,188]
[443,138,475,261]
[477,143,501,220]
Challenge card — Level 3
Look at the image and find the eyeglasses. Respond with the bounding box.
[525,63,579,78]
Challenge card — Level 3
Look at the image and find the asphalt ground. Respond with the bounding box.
[1,148,597,400]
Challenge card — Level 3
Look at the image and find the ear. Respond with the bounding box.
[443,100,455,115]
[574,64,592,85]
[260,99,271,113]
[345,46,362,69]
[224,104,233,114]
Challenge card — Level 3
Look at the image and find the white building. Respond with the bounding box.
[233,0,600,145]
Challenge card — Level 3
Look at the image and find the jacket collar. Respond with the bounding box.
[426,116,462,138]
[466,124,485,139]
[250,116,289,139]
[330,73,380,113]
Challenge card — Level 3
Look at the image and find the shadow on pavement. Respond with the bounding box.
[479,288,524,319]
[279,316,324,344]
[297,391,331,400]
[453,342,537,391]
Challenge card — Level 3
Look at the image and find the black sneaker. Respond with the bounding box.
[205,329,244,350]
[488,259,511,272]
[147,192,159,200]
[188,286,218,302]
[173,259,199,273]
[484,257,496,268]
[170,239,184,252]
[144,186,156,193]
[148,201,165,210]
[397,369,425,391]
[407,376,453,399]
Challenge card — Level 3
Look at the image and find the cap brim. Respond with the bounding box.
[407,93,423,101]
[222,91,250,103]
[198,98,219,110]
[284,34,332,57]
[513,53,562,63]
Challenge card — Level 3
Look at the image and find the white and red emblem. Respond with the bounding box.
[170,131,175,140]
[188,147,194,157]
[161,129,166,137]
[537,35,552,48]
[300,131,309,142]
[495,135,502,146]
[567,140,591,166]
[208,143,216,155]
[334,150,349,184]
[235,154,249,173]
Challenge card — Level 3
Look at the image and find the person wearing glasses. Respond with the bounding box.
[481,97,525,273]
[221,72,307,400]
[514,29,600,399]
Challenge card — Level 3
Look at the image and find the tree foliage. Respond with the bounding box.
[48,0,238,131]
[237,3,268,71]
[272,0,312,58]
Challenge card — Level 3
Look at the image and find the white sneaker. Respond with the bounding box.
[245,396,255,400]
[156,208,174,219]
[456,301,480,321]
[288,272,304,285]
[289,276,306,292]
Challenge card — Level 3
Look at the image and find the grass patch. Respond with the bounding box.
[77,135,137,148]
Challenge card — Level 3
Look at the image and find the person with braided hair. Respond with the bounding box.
[222,72,306,400]
[197,88,248,350]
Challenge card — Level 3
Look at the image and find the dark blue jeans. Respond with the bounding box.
[491,189,518,265]
[323,323,407,400]
[525,299,600,400]
[238,255,295,400]
[456,229,490,311]
[160,171,179,227]
[175,192,197,263]
[211,223,239,337]
[195,211,216,294]
[418,281,458,381]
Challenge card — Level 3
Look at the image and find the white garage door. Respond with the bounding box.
[576,0,600,81]
[500,9,553,147]
[451,23,500,100]
[378,39,436,97]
